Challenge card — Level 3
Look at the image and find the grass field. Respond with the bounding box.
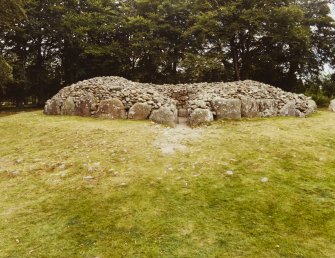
[0,110,335,257]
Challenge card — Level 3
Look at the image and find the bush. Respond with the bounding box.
[309,94,331,108]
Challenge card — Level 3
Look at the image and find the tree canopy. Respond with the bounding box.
[0,0,334,105]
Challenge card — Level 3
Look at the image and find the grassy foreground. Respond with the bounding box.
[0,111,335,257]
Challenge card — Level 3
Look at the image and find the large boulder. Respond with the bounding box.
[212,98,241,119]
[96,98,126,119]
[61,97,76,115]
[304,100,317,116]
[128,103,152,120]
[189,108,214,127]
[258,99,278,117]
[241,96,260,118]
[279,101,296,117]
[149,105,178,127]
[329,100,335,112]
[44,98,61,115]
[74,93,96,117]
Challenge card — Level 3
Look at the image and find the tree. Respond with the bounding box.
[0,0,26,26]
[0,0,26,103]
[1,0,334,105]
[188,0,335,91]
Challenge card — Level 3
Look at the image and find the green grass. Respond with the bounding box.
[0,111,335,257]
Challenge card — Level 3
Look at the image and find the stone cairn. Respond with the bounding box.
[44,76,317,127]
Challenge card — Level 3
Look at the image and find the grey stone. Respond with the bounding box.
[226,170,234,176]
[261,177,269,183]
[189,108,214,127]
[128,103,152,120]
[44,98,61,115]
[75,93,96,117]
[241,96,260,118]
[279,101,296,117]
[258,99,278,117]
[61,97,76,115]
[96,98,126,119]
[149,106,178,127]
[212,98,241,119]
[307,100,317,113]
[83,176,94,180]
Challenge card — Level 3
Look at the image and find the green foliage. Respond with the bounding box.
[305,74,335,107]
[309,94,331,107]
[0,0,26,26]
[0,56,13,91]
[0,0,334,103]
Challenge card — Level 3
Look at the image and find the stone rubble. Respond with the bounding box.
[44,76,317,127]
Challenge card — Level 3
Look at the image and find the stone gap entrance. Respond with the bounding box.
[169,87,191,126]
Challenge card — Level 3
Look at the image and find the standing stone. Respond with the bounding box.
[241,96,260,118]
[189,108,214,127]
[212,98,241,119]
[149,106,178,127]
[75,93,96,117]
[44,98,61,115]
[258,99,278,117]
[304,100,317,116]
[96,98,126,119]
[61,97,76,115]
[329,100,335,112]
[279,101,296,117]
[128,103,152,120]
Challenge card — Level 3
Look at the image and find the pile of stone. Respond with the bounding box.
[44,76,317,127]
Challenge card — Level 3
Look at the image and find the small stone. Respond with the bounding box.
[83,176,94,180]
[11,170,20,176]
[226,170,234,176]
[15,158,24,164]
[261,177,269,183]
[59,164,66,170]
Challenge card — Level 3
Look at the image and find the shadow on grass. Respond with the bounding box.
[0,106,42,117]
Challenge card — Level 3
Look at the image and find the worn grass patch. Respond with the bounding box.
[0,111,335,257]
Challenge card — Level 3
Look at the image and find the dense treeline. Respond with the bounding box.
[0,0,335,106]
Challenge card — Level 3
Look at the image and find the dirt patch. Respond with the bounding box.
[153,118,204,155]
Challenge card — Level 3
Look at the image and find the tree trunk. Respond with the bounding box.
[230,38,240,81]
